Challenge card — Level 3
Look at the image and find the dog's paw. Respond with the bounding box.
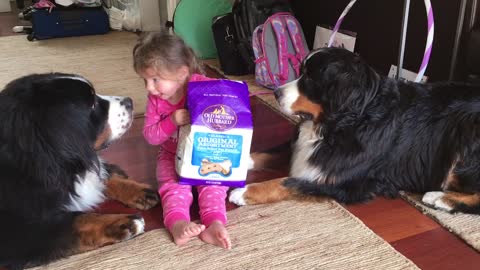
[120,186,159,210]
[106,179,160,210]
[229,187,248,206]
[422,191,453,212]
[74,213,146,252]
[247,155,255,170]
[422,191,444,205]
[106,214,145,241]
[131,188,160,210]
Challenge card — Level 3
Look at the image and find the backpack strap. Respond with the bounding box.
[253,25,274,86]
[269,15,287,86]
[270,13,299,85]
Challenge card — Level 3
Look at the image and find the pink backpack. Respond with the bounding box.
[252,12,310,89]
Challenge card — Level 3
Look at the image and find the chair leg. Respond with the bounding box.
[16,0,25,9]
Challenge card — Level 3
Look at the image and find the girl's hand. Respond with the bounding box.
[171,109,190,126]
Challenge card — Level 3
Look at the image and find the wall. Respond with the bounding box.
[139,0,162,31]
[0,0,11,13]
[291,0,462,82]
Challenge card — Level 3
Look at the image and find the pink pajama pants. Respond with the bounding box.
[157,149,229,230]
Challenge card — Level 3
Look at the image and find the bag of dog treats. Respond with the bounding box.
[176,79,252,187]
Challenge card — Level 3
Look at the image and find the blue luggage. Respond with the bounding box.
[28,6,109,41]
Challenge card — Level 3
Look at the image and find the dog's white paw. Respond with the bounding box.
[247,155,255,170]
[229,188,247,206]
[422,191,453,212]
[422,191,444,205]
[133,218,145,236]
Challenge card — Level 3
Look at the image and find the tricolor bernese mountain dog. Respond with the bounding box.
[230,47,480,214]
[0,73,159,269]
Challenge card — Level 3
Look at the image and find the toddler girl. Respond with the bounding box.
[133,31,231,249]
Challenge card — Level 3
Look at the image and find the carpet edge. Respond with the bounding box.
[330,200,420,269]
[400,191,480,253]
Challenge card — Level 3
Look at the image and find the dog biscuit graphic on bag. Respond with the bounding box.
[199,158,232,176]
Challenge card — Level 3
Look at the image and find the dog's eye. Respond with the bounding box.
[296,112,313,121]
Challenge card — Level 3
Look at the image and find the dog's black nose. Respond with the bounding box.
[121,97,133,111]
[273,88,282,100]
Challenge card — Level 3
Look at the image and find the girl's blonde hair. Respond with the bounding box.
[133,30,204,77]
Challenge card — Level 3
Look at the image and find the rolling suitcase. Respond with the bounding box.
[28,6,109,41]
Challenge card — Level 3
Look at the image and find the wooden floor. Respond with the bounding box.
[0,1,30,37]
[99,97,480,270]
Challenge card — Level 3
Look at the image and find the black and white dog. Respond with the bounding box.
[0,73,159,269]
[230,47,480,214]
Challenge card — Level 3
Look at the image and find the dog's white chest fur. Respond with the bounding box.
[290,122,327,182]
[65,165,107,212]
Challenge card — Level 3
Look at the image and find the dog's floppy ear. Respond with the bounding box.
[303,48,380,117]
[0,94,58,184]
[0,75,98,185]
[0,94,35,154]
[2,74,96,114]
[34,74,96,109]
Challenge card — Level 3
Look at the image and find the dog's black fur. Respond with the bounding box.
[230,47,480,214]
[0,73,158,269]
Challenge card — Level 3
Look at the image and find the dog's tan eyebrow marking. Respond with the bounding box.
[291,94,323,121]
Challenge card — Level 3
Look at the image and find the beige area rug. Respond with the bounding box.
[0,31,147,114]
[33,201,417,270]
[401,192,480,252]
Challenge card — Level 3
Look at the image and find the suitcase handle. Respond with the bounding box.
[57,19,87,25]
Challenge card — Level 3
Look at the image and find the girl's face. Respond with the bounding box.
[139,66,189,103]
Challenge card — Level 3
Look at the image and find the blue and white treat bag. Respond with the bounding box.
[176,79,253,187]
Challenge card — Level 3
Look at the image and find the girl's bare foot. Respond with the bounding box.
[199,220,231,249]
[170,220,205,246]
